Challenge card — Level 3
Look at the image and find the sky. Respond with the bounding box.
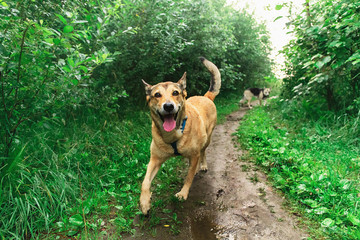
[226,0,305,78]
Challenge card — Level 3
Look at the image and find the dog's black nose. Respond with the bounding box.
[163,103,174,112]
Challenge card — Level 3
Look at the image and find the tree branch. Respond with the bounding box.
[15,24,29,100]
[0,71,8,114]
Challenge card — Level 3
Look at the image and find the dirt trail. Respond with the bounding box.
[127,107,308,240]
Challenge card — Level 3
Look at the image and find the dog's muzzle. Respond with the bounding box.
[163,103,174,113]
[158,103,179,132]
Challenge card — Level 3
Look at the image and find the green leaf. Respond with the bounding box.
[63,25,74,33]
[279,147,285,153]
[56,221,64,228]
[69,214,83,227]
[67,58,75,67]
[73,20,88,24]
[348,214,360,226]
[274,16,283,22]
[314,207,328,215]
[346,52,360,64]
[71,79,79,85]
[1,1,8,7]
[44,38,53,44]
[275,4,283,10]
[53,38,61,45]
[56,14,67,25]
[79,66,88,73]
[303,199,318,208]
[340,179,351,190]
[322,56,331,64]
[84,206,90,214]
[321,218,335,228]
[315,56,331,69]
[67,230,78,236]
[63,66,72,73]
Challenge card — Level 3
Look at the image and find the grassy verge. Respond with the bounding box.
[0,93,240,239]
[1,110,154,239]
[236,99,360,239]
[215,93,241,124]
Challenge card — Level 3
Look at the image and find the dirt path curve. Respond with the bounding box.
[128,107,308,240]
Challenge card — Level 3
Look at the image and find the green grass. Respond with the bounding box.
[215,93,241,123]
[0,94,240,239]
[1,109,154,239]
[236,99,360,239]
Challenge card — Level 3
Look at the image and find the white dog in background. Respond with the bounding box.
[239,88,271,109]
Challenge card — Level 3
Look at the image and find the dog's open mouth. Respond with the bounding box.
[158,111,178,132]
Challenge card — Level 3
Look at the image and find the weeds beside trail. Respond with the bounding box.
[236,99,360,240]
[0,94,240,239]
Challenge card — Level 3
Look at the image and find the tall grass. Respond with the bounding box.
[0,109,153,239]
[0,94,241,239]
[236,99,360,239]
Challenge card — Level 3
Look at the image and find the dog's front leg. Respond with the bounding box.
[247,100,252,109]
[140,155,164,215]
[175,154,200,200]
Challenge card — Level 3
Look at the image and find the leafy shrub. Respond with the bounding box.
[236,101,360,239]
[281,0,360,113]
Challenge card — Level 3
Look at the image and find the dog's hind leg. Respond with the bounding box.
[247,99,252,109]
[140,156,165,215]
[175,154,200,200]
[199,149,208,172]
[239,97,245,106]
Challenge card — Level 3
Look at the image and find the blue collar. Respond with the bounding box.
[171,116,187,156]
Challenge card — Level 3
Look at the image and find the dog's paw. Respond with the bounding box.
[200,165,208,173]
[175,191,188,201]
[139,192,152,215]
[140,200,151,215]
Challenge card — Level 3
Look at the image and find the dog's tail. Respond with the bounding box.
[200,57,221,101]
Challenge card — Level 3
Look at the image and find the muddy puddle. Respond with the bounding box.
[189,214,217,240]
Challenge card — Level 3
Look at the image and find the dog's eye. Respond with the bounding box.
[172,90,179,96]
[154,92,162,98]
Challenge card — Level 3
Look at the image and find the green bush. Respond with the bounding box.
[281,0,360,113]
[0,0,271,238]
[236,101,360,239]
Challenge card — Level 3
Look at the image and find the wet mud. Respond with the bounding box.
[126,106,308,240]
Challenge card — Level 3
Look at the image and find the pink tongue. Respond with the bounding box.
[163,115,176,132]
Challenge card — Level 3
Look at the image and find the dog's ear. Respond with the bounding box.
[142,79,153,102]
[142,79,152,96]
[177,72,186,90]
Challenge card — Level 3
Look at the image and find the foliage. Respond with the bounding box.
[214,93,241,124]
[0,0,272,238]
[0,92,241,239]
[0,0,271,158]
[0,110,150,238]
[0,0,119,159]
[93,0,272,106]
[236,100,360,239]
[281,0,360,112]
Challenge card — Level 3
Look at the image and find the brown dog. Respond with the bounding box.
[140,57,221,215]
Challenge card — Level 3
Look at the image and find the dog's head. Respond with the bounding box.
[142,72,187,132]
[263,88,271,97]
